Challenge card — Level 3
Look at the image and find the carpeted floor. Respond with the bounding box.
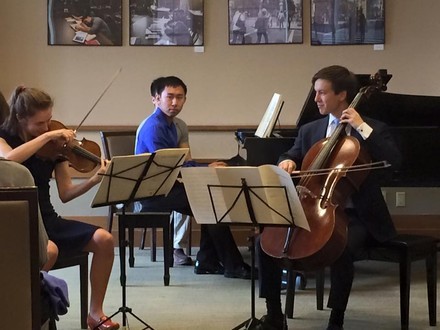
[51,247,438,330]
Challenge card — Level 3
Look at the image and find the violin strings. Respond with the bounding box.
[72,145,101,164]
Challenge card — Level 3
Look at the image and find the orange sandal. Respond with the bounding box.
[87,314,120,330]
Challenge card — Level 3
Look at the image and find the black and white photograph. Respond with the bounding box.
[47,0,122,46]
[228,0,303,45]
[311,0,384,45]
[129,0,204,46]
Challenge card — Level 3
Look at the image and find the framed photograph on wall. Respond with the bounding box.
[129,0,204,46]
[47,0,122,46]
[228,0,303,45]
[311,0,384,45]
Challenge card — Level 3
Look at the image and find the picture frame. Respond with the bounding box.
[47,0,122,46]
[311,0,385,45]
[129,0,204,46]
[228,0,303,45]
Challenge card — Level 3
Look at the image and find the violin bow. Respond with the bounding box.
[74,67,122,133]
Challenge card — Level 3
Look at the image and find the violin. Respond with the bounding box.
[35,68,122,172]
[260,70,388,271]
[37,120,102,173]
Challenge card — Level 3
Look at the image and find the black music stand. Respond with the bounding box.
[91,148,188,330]
[180,165,308,330]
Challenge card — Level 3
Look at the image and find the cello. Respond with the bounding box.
[260,70,388,271]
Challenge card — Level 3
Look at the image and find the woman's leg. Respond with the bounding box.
[42,240,58,272]
[83,228,115,318]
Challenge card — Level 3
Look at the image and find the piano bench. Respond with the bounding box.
[285,234,438,330]
[117,211,172,286]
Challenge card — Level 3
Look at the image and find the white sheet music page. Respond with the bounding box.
[135,148,188,199]
[91,148,188,207]
[255,93,284,138]
[181,165,309,229]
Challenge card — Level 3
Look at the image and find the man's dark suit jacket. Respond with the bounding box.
[279,116,402,243]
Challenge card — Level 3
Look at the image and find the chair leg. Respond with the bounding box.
[107,207,113,233]
[79,256,88,329]
[186,216,192,256]
[285,270,297,319]
[426,250,437,326]
[162,222,170,286]
[399,257,411,330]
[140,228,147,250]
[170,215,174,267]
[150,228,157,262]
[129,227,135,267]
[316,268,325,310]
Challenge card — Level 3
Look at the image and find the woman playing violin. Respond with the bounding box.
[256,66,402,330]
[0,86,119,330]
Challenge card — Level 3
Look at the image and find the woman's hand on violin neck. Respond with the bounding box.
[46,128,76,147]
[90,158,109,185]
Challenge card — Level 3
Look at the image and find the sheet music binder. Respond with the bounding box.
[91,148,189,208]
[180,165,308,230]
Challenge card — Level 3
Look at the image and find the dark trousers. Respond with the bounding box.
[197,224,244,271]
[258,211,373,311]
[140,182,245,271]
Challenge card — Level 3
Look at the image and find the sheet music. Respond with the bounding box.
[91,148,188,207]
[255,93,284,138]
[181,165,309,229]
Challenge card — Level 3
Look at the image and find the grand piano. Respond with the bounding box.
[236,72,440,187]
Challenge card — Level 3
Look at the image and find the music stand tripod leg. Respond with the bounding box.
[95,212,155,329]
[232,234,262,330]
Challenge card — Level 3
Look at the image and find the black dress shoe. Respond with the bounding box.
[224,263,256,280]
[326,324,343,330]
[253,314,287,330]
[194,260,225,275]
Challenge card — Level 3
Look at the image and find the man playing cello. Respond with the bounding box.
[255,65,402,330]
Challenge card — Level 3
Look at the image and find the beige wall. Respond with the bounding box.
[1,1,440,128]
[1,1,440,221]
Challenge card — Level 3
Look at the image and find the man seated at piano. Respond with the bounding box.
[140,76,200,267]
[135,75,253,279]
[255,65,402,330]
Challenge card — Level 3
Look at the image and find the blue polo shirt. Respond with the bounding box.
[135,108,178,154]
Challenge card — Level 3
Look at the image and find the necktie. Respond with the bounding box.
[327,118,339,137]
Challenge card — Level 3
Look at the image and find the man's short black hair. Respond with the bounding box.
[150,77,165,97]
[312,65,358,103]
[157,76,187,96]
